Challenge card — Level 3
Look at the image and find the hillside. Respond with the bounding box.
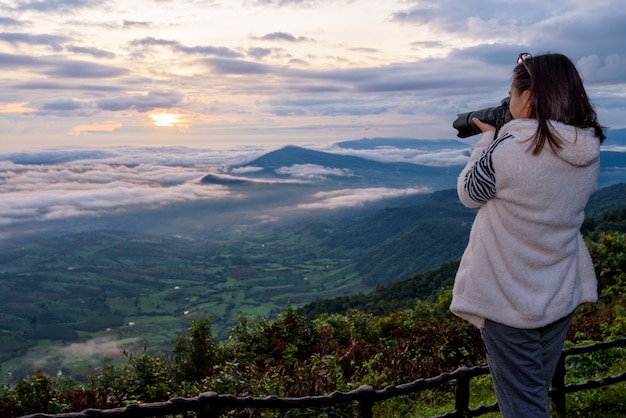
[321,189,475,283]
[298,260,462,319]
[299,191,626,319]
[585,181,626,217]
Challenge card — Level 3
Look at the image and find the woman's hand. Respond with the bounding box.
[472,117,496,133]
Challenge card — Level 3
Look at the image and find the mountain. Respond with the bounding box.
[335,137,468,150]
[201,137,625,192]
[319,189,474,284]
[585,182,626,217]
[203,145,465,190]
[604,128,626,146]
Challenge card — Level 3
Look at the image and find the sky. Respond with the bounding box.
[1,0,626,239]
[0,0,625,153]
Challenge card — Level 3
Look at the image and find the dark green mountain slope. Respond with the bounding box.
[333,183,626,286]
[298,260,460,319]
[585,182,626,217]
[322,189,475,283]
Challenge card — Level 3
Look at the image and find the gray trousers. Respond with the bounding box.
[481,313,573,418]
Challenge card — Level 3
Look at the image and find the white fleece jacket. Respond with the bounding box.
[450,118,600,329]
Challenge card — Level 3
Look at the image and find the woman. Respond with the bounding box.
[450,52,605,417]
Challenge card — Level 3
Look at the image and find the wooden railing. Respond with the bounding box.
[20,337,626,418]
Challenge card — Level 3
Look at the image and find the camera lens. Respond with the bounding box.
[452,98,511,138]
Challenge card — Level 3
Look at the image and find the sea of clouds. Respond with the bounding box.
[2,137,623,244]
[0,143,471,234]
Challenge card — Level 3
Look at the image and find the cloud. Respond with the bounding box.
[325,145,470,167]
[43,59,128,78]
[252,32,312,42]
[37,99,94,117]
[0,32,70,51]
[0,157,238,228]
[15,80,124,92]
[0,146,281,230]
[231,166,264,174]
[56,337,126,362]
[67,45,116,59]
[22,336,135,374]
[0,102,35,113]
[349,47,380,54]
[203,57,271,75]
[123,19,150,28]
[247,47,274,59]
[275,163,355,179]
[69,121,122,135]
[251,0,320,6]
[131,37,243,58]
[576,54,626,84]
[389,0,554,32]
[96,90,183,112]
[13,0,108,13]
[0,52,46,67]
[0,17,25,27]
[0,143,464,234]
[42,99,83,111]
[293,187,430,210]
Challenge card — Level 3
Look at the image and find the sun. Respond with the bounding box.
[149,113,184,127]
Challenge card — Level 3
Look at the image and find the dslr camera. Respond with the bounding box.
[453,97,512,138]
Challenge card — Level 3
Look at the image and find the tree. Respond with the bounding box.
[172,316,219,382]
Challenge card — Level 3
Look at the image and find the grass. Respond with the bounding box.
[563,382,626,417]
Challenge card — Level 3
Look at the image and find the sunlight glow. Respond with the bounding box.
[149,113,184,127]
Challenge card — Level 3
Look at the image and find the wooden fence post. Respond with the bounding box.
[454,370,471,417]
[198,391,220,418]
[356,385,375,418]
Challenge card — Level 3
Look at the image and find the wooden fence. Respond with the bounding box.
[20,337,626,418]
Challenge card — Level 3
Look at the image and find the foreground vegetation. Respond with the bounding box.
[1,210,624,417]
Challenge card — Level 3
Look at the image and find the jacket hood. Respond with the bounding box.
[501,119,601,167]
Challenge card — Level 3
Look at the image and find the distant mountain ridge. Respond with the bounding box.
[201,135,625,191]
[202,145,464,190]
[335,137,467,150]
[604,128,626,145]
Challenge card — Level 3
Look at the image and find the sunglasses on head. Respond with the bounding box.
[517,52,532,78]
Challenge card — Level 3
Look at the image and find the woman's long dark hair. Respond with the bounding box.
[513,53,606,154]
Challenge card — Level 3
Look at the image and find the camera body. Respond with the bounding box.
[453,97,512,138]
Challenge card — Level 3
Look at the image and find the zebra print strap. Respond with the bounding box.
[463,133,513,204]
